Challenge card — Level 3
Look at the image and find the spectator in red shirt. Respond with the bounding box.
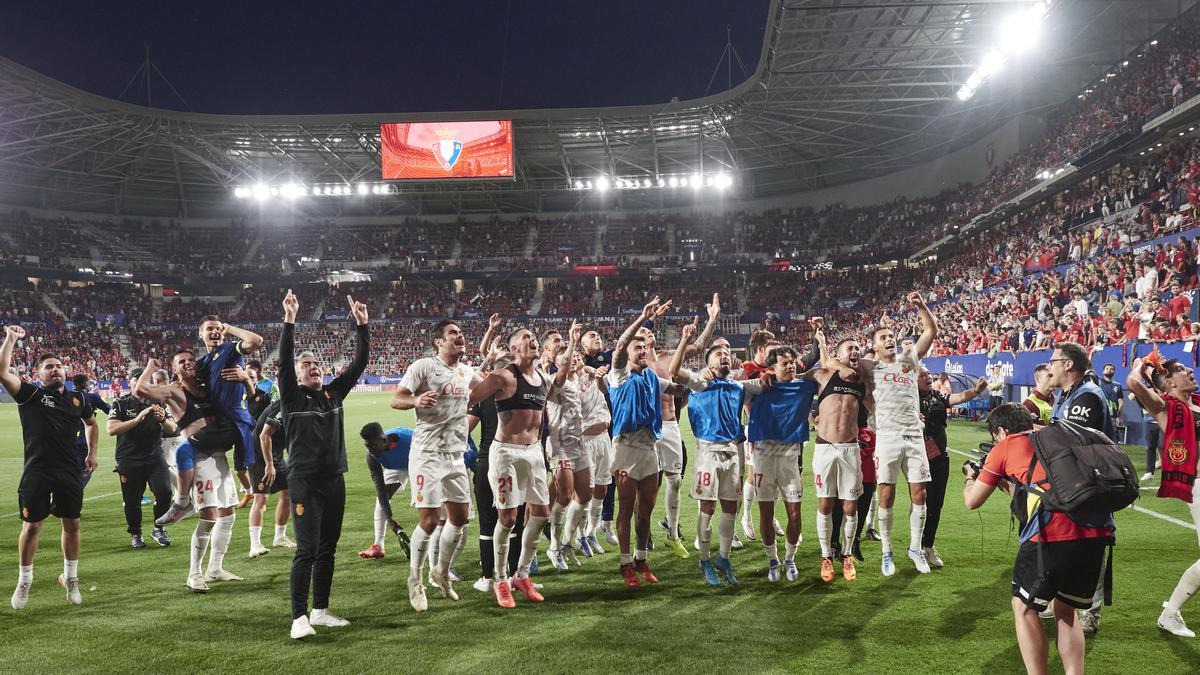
[963,404,1113,675]
[1167,280,1193,322]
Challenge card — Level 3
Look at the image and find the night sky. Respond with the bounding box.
[0,1,769,115]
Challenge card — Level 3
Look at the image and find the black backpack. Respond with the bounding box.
[1024,418,1140,515]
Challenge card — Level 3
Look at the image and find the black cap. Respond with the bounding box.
[129,367,145,382]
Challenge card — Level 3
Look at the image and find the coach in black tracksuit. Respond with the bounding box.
[107,367,175,549]
[278,291,369,636]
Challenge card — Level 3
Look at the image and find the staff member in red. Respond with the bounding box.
[963,404,1112,675]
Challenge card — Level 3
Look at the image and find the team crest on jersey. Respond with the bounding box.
[497,493,505,505]
[432,128,463,171]
[1167,439,1188,465]
[416,492,424,503]
[900,365,911,374]
[21,507,28,519]
[41,395,56,408]
[324,391,331,399]
[257,482,265,491]
[73,394,81,406]
[295,503,304,516]
[120,474,127,484]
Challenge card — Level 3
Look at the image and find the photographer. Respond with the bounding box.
[963,403,1113,675]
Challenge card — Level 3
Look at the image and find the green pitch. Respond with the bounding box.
[0,393,1197,673]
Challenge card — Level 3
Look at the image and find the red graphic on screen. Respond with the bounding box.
[381,121,514,180]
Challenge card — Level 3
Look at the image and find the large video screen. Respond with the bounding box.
[381,121,514,180]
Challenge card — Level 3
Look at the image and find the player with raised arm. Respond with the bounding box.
[135,352,243,592]
[155,316,263,525]
[1125,356,1200,638]
[642,293,720,559]
[392,320,492,611]
[606,297,690,587]
[277,290,369,639]
[468,325,551,607]
[667,320,780,586]
[4,326,99,609]
[579,356,612,555]
[859,291,937,577]
[580,328,619,547]
[545,322,592,568]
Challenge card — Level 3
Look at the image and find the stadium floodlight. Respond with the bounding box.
[574,179,584,189]
[717,173,733,189]
[657,178,666,187]
[596,177,610,192]
[357,183,369,195]
[1150,39,1158,46]
[668,177,679,188]
[280,183,303,198]
[252,184,270,200]
[233,187,251,199]
[998,3,1046,55]
[642,179,651,188]
[679,177,690,187]
[956,85,975,101]
[978,51,1005,79]
[690,174,702,189]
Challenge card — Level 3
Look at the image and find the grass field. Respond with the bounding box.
[0,392,1198,673]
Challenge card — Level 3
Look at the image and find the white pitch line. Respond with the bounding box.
[4,490,122,519]
[946,447,1196,531]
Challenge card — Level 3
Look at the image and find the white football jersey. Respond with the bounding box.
[547,373,584,451]
[398,357,478,455]
[870,346,922,437]
[580,374,611,429]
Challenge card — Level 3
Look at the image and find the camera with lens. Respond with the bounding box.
[962,441,993,479]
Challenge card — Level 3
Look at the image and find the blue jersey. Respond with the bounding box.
[607,366,665,438]
[686,378,746,443]
[748,380,819,445]
[197,341,257,465]
[379,427,412,471]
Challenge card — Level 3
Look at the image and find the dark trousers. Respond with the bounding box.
[854,483,877,541]
[289,473,345,619]
[473,458,523,580]
[1146,422,1161,474]
[118,460,173,535]
[922,455,950,548]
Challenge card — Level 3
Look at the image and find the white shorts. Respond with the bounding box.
[656,421,684,474]
[192,452,239,510]
[552,452,592,475]
[489,441,551,509]
[751,454,805,503]
[383,468,409,488]
[812,442,863,500]
[875,434,931,485]
[613,429,660,481]
[692,441,741,502]
[409,451,471,509]
[549,435,587,463]
[585,434,613,486]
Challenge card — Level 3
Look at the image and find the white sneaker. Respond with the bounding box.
[472,577,492,593]
[11,581,30,609]
[548,548,569,571]
[407,576,428,612]
[429,570,460,601]
[203,568,243,582]
[923,546,944,569]
[601,523,618,546]
[1080,610,1100,634]
[881,551,896,577]
[186,573,209,593]
[249,545,271,559]
[587,535,604,555]
[784,559,799,581]
[907,548,931,574]
[310,608,350,627]
[57,575,81,605]
[273,537,297,549]
[562,546,582,567]
[693,536,701,551]
[773,520,785,537]
[731,534,744,550]
[290,615,316,640]
[1141,472,1155,482]
[1158,602,1196,638]
[1039,601,1056,619]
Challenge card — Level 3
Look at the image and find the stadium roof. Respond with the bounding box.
[0,0,1193,218]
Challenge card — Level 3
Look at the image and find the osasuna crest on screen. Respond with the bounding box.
[433,128,463,172]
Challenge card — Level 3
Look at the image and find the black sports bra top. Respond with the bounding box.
[817,370,866,406]
[176,388,217,430]
[495,364,548,412]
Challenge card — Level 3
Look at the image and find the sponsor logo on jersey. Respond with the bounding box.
[882,373,913,386]
[439,382,467,397]
[41,395,57,408]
